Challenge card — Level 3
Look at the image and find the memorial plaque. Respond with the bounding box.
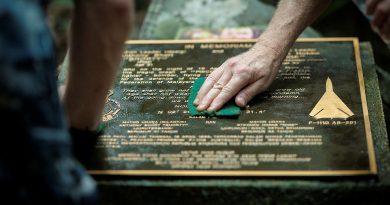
[88,38,377,176]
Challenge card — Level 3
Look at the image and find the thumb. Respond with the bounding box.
[235,79,268,107]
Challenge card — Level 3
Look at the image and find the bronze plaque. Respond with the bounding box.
[88,38,377,176]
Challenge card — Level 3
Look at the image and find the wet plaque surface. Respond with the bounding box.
[88,38,377,176]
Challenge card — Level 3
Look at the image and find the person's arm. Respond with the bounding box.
[63,0,133,131]
[194,0,331,112]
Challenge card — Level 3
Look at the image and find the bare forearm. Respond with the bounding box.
[256,0,331,56]
[194,0,332,111]
[64,0,133,130]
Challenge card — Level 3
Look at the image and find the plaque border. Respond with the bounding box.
[89,38,377,176]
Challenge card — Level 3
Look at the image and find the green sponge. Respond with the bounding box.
[188,77,241,117]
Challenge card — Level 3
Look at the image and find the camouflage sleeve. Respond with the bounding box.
[0,0,98,204]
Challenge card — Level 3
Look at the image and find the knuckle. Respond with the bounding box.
[221,85,234,94]
[226,58,237,67]
[207,75,217,83]
[201,96,212,104]
[234,67,256,81]
[255,70,267,79]
[234,66,252,75]
[240,90,251,101]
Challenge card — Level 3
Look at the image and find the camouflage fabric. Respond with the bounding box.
[0,0,98,204]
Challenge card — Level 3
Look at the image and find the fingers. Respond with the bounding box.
[194,47,280,112]
[207,73,252,111]
[235,78,269,107]
[196,70,233,111]
[366,0,380,15]
[193,66,224,106]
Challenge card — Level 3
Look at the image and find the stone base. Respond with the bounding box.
[94,42,390,205]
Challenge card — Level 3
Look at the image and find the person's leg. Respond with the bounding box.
[0,0,97,204]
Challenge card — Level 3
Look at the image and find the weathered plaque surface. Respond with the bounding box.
[89,38,377,176]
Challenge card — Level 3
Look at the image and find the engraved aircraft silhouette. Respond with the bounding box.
[309,77,354,119]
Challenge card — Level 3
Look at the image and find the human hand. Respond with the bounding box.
[193,43,283,112]
[366,0,390,41]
